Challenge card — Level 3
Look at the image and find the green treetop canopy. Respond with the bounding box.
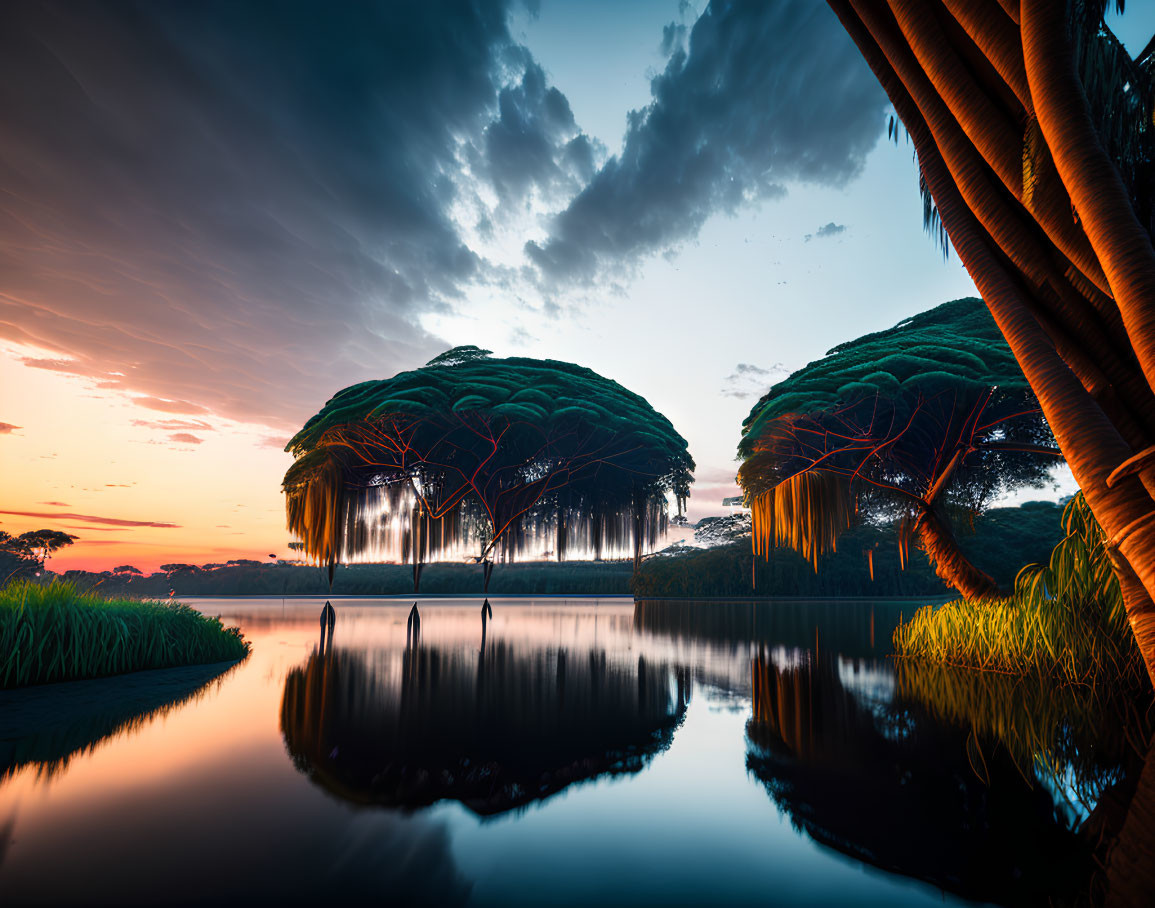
[737,298,1059,599]
[284,348,694,576]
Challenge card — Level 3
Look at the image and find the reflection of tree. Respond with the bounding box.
[896,660,1143,812]
[634,599,903,659]
[0,660,240,783]
[281,644,689,816]
[896,660,1155,907]
[746,652,1092,906]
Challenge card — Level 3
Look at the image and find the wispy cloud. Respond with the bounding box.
[168,433,204,445]
[721,362,786,400]
[133,398,210,416]
[0,509,180,528]
[131,418,214,432]
[0,0,595,429]
[804,222,846,242]
[0,422,21,434]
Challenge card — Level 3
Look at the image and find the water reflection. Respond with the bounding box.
[281,639,689,816]
[2,597,1151,907]
[745,651,1092,905]
[0,659,240,784]
[893,659,1155,907]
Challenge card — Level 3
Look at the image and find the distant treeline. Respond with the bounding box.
[59,560,636,598]
[52,501,1065,599]
[631,501,1066,599]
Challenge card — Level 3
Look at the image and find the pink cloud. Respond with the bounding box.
[133,397,210,415]
[0,509,180,528]
[0,422,21,434]
[168,432,204,445]
[20,357,102,377]
[132,418,214,431]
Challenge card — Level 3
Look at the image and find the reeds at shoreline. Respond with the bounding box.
[0,579,249,688]
[893,494,1146,690]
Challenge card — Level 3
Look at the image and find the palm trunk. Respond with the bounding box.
[1105,733,1155,907]
[828,0,1155,685]
[1021,0,1155,404]
[939,0,1032,112]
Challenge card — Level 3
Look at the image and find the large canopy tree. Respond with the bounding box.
[823,0,1155,684]
[283,348,694,588]
[738,298,1060,599]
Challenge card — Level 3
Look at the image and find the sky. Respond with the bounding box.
[2,0,1153,572]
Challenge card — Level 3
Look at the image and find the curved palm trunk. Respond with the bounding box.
[914,508,1001,600]
[1021,0,1155,404]
[827,0,1155,687]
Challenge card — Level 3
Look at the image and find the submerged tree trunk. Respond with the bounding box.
[914,507,1002,600]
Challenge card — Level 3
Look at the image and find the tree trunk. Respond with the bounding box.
[914,507,1001,600]
[827,0,1155,688]
[1105,733,1155,907]
[1021,0,1155,400]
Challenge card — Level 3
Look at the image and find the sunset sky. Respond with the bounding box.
[3,0,1152,573]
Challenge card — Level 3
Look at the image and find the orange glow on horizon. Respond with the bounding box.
[1,345,295,573]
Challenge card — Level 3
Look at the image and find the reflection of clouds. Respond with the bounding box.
[836,656,896,708]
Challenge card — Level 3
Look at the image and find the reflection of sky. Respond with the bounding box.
[0,598,969,907]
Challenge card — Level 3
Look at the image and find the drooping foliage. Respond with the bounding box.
[738,298,1060,597]
[284,348,694,573]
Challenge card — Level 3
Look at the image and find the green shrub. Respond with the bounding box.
[0,579,249,688]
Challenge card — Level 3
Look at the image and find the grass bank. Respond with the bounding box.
[0,579,250,688]
[893,494,1147,690]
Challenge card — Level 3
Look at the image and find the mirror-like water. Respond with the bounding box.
[0,598,1149,906]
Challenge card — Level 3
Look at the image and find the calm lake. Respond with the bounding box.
[0,597,1138,906]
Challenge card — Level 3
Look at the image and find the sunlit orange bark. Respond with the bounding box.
[826,0,1155,686]
[1021,0,1155,404]
[939,0,1031,112]
[915,507,1001,599]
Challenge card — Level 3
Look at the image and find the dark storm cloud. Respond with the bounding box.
[525,0,888,286]
[473,59,603,210]
[0,0,572,428]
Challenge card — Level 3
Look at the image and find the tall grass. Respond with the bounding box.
[893,494,1146,689]
[0,579,249,688]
